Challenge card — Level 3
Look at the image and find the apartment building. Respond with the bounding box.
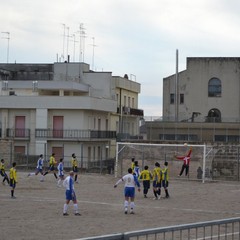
[145,57,240,143]
[0,62,143,168]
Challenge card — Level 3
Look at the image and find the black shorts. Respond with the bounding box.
[73,166,78,173]
[143,180,150,189]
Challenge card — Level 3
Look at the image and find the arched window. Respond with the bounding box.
[208,78,221,97]
[206,108,221,122]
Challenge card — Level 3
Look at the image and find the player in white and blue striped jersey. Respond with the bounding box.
[114,168,141,214]
[62,171,81,216]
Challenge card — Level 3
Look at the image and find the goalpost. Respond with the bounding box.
[115,142,213,183]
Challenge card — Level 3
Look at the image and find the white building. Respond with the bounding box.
[0,62,143,169]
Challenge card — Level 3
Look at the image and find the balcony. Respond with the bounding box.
[35,129,116,140]
[121,106,144,116]
[6,128,30,139]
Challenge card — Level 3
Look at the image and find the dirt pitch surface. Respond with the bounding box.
[1,171,240,240]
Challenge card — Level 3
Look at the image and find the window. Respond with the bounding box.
[180,94,184,104]
[105,119,108,131]
[132,98,135,108]
[116,94,119,104]
[170,93,175,104]
[208,78,221,97]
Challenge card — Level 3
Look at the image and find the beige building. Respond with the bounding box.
[0,62,143,169]
[145,57,240,143]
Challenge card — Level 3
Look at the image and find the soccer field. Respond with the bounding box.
[1,171,240,240]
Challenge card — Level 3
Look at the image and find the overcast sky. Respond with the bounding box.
[1,0,240,116]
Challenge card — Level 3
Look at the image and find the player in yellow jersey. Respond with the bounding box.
[131,157,135,171]
[10,162,17,199]
[152,162,162,200]
[162,161,170,198]
[71,153,78,183]
[139,165,152,198]
[0,159,9,185]
[43,153,58,179]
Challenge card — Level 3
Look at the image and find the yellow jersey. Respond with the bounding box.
[0,162,5,171]
[152,167,161,182]
[49,156,56,166]
[10,167,17,182]
[131,162,135,171]
[139,169,152,181]
[72,158,78,167]
[162,166,169,181]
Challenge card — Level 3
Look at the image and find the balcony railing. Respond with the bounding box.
[6,128,30,139]
[120,106,144,116]
[35,129,116,139]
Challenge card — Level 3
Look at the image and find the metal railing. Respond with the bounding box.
[78,217,240,240]
[6,128,30,139]
[35,129,116,139]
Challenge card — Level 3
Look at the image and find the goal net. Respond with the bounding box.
[115,142,214,183]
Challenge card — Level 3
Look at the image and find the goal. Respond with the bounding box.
[115,142,214,183]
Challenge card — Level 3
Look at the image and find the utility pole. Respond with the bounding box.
[175,49,179,122]
[2,32,10,63]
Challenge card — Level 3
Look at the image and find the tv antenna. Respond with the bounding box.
[71,33,78,62]
[1,32,10,63]
[90,37,97,70]
[66,26,70,61]
[61,24,66,61]
[78,23,87,62]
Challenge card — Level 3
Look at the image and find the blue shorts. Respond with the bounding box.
[59,173,64,178]
[36,168,43,174]
[124,187,135,198]
[10,179,16,188]
[49,165,55,171]
[0,170,6,177]
[153,180,161,188]
[66,190,76,201]
[162,180,168,188]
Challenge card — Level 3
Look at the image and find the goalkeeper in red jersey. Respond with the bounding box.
[175,146,192,177]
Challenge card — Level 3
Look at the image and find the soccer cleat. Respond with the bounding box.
[130,210,135,214]
[75,212,81,216]
[11,196,16,199]
[158,195,161,200]
[63,213,69,216]
[153,197,158,200]
[124,208,128,214]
